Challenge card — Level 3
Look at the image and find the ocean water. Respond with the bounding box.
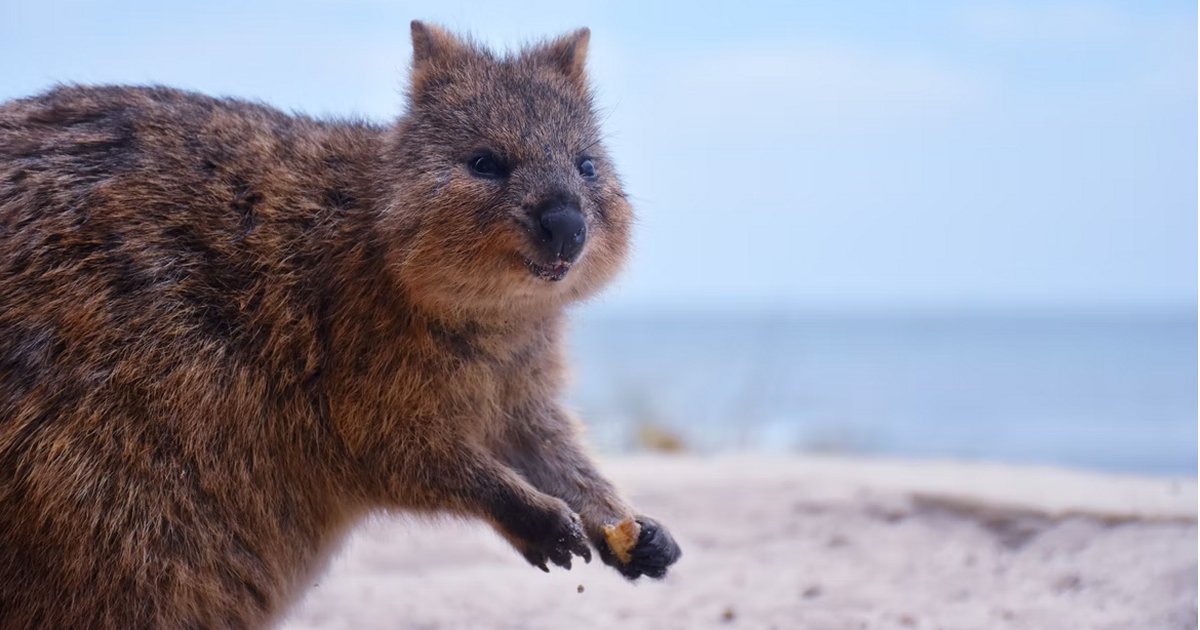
[566,311,1197,475]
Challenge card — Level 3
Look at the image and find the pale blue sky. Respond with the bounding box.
[2,1,1195,312]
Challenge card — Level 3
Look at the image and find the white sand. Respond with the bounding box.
[282,455,1197,630]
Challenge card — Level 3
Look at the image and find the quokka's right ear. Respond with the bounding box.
[531,28,590,88]
[410,21,468,71]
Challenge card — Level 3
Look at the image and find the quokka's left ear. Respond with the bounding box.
[531,28,591,87]
[410,21,472,71]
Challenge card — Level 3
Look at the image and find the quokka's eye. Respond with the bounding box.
[468,152,507,179]
[577,158,597,179]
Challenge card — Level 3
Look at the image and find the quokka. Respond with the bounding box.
[0,21,680,628]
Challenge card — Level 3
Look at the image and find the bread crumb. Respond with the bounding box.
[602,517,641,564]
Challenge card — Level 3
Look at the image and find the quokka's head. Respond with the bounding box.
[382,22,633,317]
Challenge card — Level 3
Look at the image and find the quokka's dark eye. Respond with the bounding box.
[577,158,597,179]
[468,152,507,179]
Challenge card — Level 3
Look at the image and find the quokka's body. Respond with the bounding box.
[0,22,679,628]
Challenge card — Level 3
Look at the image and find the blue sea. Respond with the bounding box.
[567,311,1197,475]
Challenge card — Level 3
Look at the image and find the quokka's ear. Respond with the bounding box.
[410,20,469,70]
[532,28,591,87]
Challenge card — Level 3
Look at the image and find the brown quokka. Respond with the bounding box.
[0,22,680,628]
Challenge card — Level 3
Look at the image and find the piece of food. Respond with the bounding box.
[602,517,641,564]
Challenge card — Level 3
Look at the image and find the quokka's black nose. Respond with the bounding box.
[536,204,587,263]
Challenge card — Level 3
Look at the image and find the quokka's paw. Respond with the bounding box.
[517,505,592,573]
[598,515,682,580]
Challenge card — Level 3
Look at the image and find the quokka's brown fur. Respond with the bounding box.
[0,22,680,628]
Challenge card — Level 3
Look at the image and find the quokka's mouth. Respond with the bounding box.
[523,257,571,282]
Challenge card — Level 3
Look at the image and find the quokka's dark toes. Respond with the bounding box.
[521,511,591,573]
[616,516,682,580]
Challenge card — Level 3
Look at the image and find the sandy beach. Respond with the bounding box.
[282,455,1197,630]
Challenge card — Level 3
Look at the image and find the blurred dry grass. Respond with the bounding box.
[633,422,687,453]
